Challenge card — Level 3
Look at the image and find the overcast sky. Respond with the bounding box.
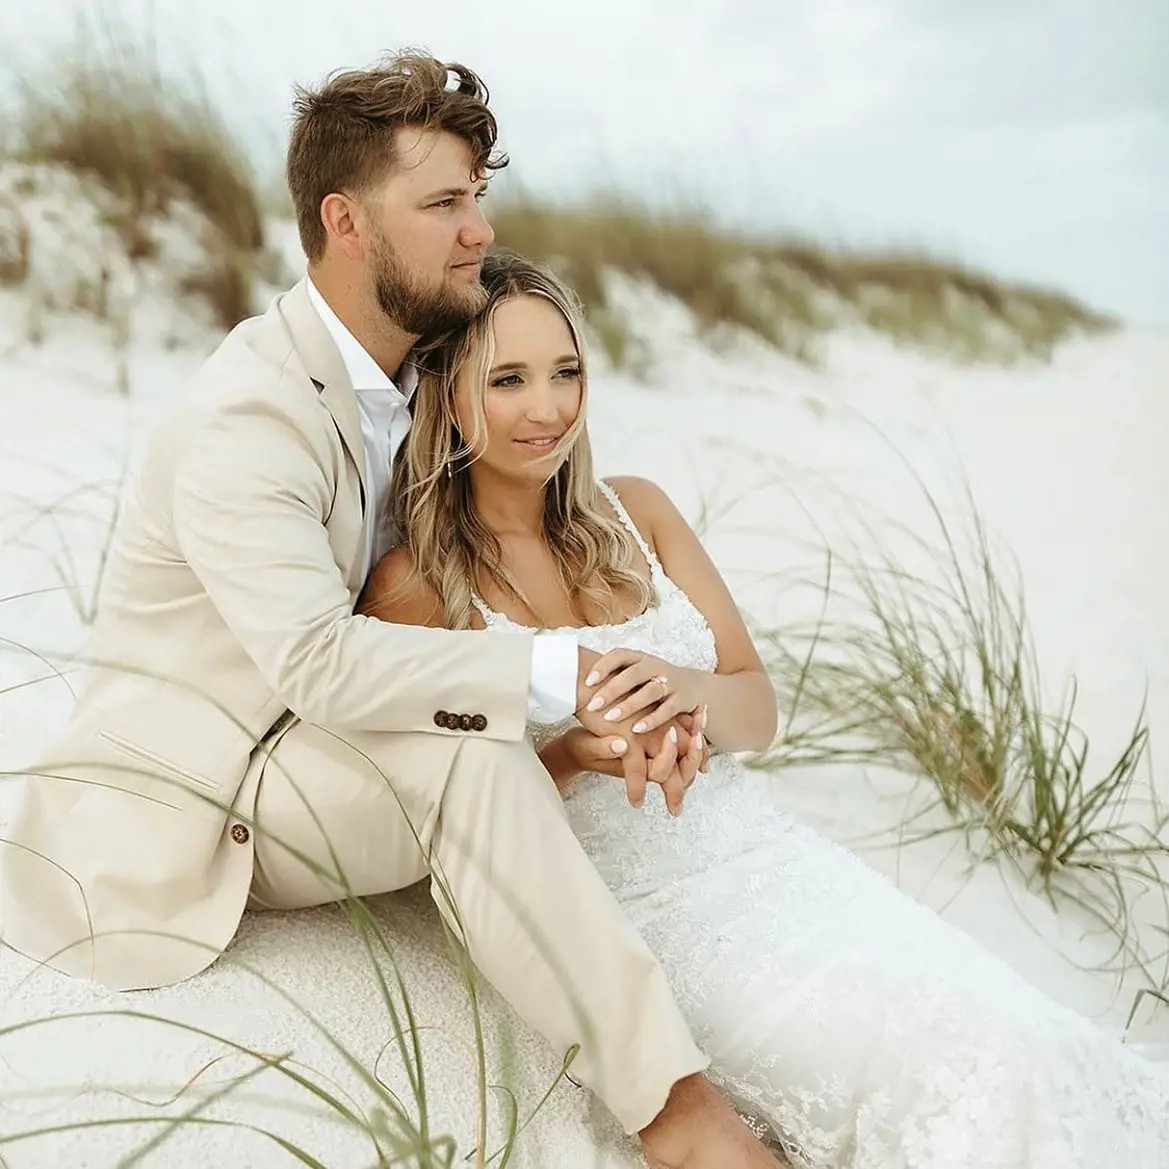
[5,0,1167,322]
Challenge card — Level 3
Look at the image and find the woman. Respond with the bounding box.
[360,252,1169,1167]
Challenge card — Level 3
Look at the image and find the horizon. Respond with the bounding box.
[2,0,1165,325]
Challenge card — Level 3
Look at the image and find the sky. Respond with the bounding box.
[3,0,1166,322]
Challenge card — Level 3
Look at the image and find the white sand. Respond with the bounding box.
[1,174,1167,1166]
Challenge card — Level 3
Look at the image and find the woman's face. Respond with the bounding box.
[454,293,583,483]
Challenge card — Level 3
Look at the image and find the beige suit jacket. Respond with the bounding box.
[0,281,535,991]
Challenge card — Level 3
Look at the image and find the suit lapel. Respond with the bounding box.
[278,281,368,591]
[279,281,367,516]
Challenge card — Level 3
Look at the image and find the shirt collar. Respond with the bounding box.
[305,275,417,402]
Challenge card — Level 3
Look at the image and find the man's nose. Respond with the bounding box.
[461,202,494,250]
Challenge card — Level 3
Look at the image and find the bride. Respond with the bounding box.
[359,252,1169,1167]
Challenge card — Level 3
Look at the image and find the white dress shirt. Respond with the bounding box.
[305,278,578,723]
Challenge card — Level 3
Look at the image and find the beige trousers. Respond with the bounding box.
[246,719,709,1134]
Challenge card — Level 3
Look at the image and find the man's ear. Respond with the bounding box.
[320,192,365,262]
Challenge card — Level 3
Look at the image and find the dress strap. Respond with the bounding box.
[597,480,663,575]
[470,593,497,626]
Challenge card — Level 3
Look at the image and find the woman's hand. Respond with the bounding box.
[582,649,706,738]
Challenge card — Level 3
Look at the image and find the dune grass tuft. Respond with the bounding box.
[0,24,1112,360]
[2,15,264,330]
[490,194,1114,368]
[753,473,1167,994]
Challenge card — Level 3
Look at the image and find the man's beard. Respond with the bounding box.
[370,232,487,336]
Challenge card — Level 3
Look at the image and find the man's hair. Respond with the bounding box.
[286,50,508,262]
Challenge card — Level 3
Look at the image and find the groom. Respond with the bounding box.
[0,52,780,1167]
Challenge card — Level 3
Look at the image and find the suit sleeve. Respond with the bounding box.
[171,398,533,739]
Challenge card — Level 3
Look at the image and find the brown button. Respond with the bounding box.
[434,710,449,728]
[470,714,487,732]
[230,823,250,845]
[458,713,473,731]
[442,712,458,730]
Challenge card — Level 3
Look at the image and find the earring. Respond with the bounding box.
[448,429,464,479]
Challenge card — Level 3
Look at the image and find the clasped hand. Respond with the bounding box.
[574,649,709,816]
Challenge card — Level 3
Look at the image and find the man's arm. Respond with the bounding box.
[357,544,599,726]
[361,547,706,807]
[171,403,532,739]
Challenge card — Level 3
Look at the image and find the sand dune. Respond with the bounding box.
[1,191,1166,1165]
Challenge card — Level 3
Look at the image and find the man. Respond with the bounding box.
[0,53,781,1168]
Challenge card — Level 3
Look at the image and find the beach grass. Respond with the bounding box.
[751,469,1168,996]
[0,12,1113,366]
[0,10,264,330]
[489,193,1114,368]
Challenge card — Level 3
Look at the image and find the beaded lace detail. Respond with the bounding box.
[472,482,1169,1167]
[471,479,719,756]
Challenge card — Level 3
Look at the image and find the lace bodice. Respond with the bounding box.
[470,479,720,749]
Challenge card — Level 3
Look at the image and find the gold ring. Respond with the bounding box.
[653,674,670,691]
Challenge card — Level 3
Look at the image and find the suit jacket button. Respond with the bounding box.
[434,710,448,728]
[230,823,250,845]
[470,714,487,732]
[458,713,473,731]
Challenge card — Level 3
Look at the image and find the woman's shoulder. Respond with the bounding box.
[364,543,416,593]
[600,475,681,531]
[357,544,444,628]
[599,476,693,565]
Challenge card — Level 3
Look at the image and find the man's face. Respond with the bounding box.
[362,128,495,335]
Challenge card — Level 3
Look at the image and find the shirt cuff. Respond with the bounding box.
[527,633,579,723]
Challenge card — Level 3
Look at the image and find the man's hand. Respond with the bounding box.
[569,707,709,816]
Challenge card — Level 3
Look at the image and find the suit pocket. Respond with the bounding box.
[97,730,220,794]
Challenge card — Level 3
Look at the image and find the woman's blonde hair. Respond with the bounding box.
[385,251,656,629]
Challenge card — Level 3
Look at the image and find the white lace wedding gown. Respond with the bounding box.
[471,483,1169,1169]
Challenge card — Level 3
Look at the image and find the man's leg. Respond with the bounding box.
[426,739,784,1165]
[247,721,707,1132]
[248,718,442,908]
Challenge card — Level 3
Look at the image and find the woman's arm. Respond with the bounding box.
[593,476,779,753]
[537,733,582,793]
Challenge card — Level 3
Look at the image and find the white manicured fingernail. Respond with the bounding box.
[695,733,705,751]
[587,696,604,712]
[610,738,627,754]
[586,671,600,687]
[632,721,647,734]
[668,726,677,742]
[603,707,622,722]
